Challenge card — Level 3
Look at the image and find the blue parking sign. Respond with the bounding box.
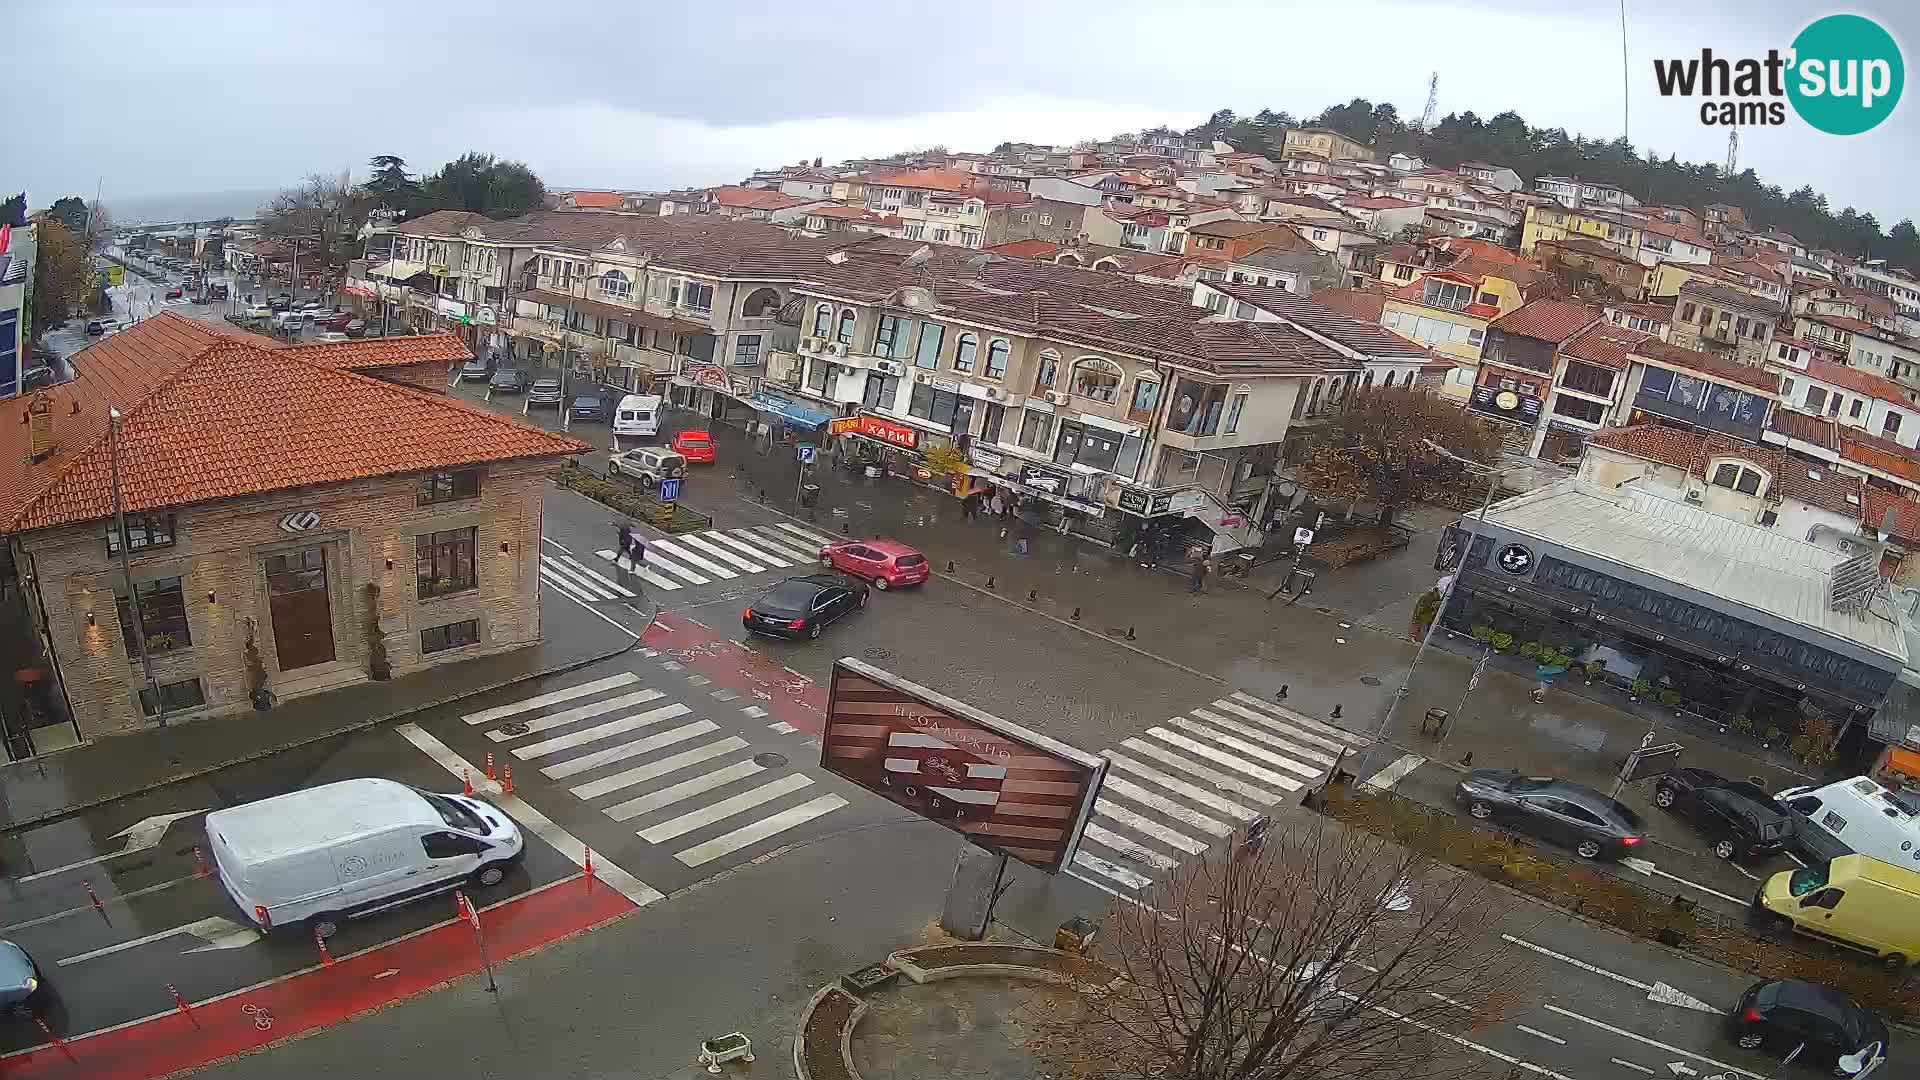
[798,444,817,464]
[659,477,682,503]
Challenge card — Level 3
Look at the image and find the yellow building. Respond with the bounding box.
[1379,261,1550,398]
[1281,127,1375,163]
[1521,204,1641,258]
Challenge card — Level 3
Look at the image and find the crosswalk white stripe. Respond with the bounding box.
[604,759,763,821]
[513,704,695,760]
[1094,799,1207,854]
[648,538,739,579]
[557,554,639,597]
[733,527,815,563]
[542,557,626,599]
[639,773,815,843]
[1145,728,1304,792]
[1363,753,1426,792]
[774,522,840,547]
[1073,850,1154,891]
[483,689,667,741]
[1082,823,1176,870]
[1228,692,1366,744]
[1168,717,1322,781]
[702,530,796,567]
[462,673,640,725]
[1099,775,1233,837]
[564,723,724,797]
[541,566,605,603]
[598,548,700,589]
[1105,752,1257,822]
[1117,738,1284,805]
[1211,699,1353,754]
[675,533,766,573]
[548,730,742,783]
[1192,707,1338,766]
[673,793,847,867]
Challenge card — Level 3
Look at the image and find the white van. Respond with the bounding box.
[1775,775,1920,869]
[205,777,523,939]
[611,393,663,445]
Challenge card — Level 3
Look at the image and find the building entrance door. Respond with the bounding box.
[266,546,336,671]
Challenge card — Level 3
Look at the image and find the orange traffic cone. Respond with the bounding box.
[315,927,334,966]
[486,752,496,782]
[463,769,473,797]
[456,890,470,920]
[502,764,514,794]
[584,847,594,876]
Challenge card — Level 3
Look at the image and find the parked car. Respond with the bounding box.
[1651,768,1794,861]
[671,429,717,463]
[526,378,564,409]
[1726,978,1888,1075]
[819,539,930,590]
[0,940,44,1013]
[1757,854,1920,972]
[343,319,366,337]
[318,311,353,331]
[487,368,530,394]
[742,574,868,640]
[457,358,491,382]
[1453,770,1645,860]
[607,447,686,490]
[567,394,608,423]
[84,320,106,335]
[164,286,183,300]
[267,295,292,311]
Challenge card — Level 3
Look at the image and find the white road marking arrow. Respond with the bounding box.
[58,915,258,966]
[1618,858,1748,906]
[1667,1064,1697,1078]
[17,809,206,883]
[1648,982,1720,1013]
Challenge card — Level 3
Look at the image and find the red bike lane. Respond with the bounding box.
[644,614,828,734]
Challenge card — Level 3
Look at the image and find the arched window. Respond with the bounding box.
[1307,378,1325,414]
[741,287,781,318]
[1129,377,1161,417]
[1382,370,1397,389]
[1035,350,1061,390]
[811,304,832,337]
[985,339,1010,379]
[1092,258,1121,271]
[598,269,632,301]
[1362,370,1375,391]
[1057,253,1083,266]
[953,333,978,373]
[1071,357,1124,402]
[836,308,857,345]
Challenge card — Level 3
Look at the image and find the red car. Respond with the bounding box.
[672,430,717,464]
[819,539,929,590]
[164,287,183,300]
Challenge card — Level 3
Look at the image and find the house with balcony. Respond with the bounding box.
[1533,176,1582,207]
[1702,203,1749,239]
[1470,300,1605,456]
[1421,208,1517,247]
[1338,195,1425,238]
[1226,244,1342,296]
[703,186,826,223]
[1793,285,1901,334]
[1775,360,1920,448]
[1636,219,1714,267]
[1457,162,1521,191]
[1286,218,1378,269]
[1533,236,1652,301]
[1184,220,1298,268]
[1846,261,1920,329]
[1378,256,1547,367]
[1603,301,1673,340]
[1192,280,1433,392]
[1669,282,1776,365]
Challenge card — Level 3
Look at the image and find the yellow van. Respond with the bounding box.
[1756,854,1920,972]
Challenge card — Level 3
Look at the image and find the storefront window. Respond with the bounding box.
[1018,410,1053,453]
[909,383,961,428]
[417,528,478,598]
[117,576,192,657]
[914,322,946,369]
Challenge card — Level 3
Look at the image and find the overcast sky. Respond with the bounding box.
[14,1,1913,226]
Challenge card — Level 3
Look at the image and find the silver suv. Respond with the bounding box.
[607,448,686,491]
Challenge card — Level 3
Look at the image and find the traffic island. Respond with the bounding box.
[552,462,714,533]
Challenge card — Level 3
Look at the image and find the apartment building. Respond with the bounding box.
[1281,128,1375,163]
[1669,282,1777,365]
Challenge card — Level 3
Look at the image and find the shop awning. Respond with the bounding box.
[372,260,429,280]
[751,393,834,428]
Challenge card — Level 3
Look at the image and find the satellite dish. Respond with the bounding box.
[965,253,996,270]
[902,244,934,269]
[898,286,933,309]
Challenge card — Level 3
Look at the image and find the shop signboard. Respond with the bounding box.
[857,415,918,450]
[822,658,1106,874]
[1164,489,1210,515]
[829,416,862,436]
[968,447,1003,472]
[686,363,730,391]
[1117,487,1150,515]
[434,297,467,318]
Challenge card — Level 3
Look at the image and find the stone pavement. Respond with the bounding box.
[0,578,643,830]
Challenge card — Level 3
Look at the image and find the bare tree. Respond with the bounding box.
[258,172,366,271]
[1034,817,1541,1080]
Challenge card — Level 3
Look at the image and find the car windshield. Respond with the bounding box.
[1788,863,1829,896]
[575,397,602,407]
[1508,776,1557,793]
[413,788,487,835]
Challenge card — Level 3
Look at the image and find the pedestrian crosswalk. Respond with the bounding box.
[459,672,848,869]
[590,522,841,592]
[540,550,643,605]
[1071,691,1366,893]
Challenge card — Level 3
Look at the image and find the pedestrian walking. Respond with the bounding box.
[617,524,633,564]
[632,534,647,567]
[1188,553,1209,594]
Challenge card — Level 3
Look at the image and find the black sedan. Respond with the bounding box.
[743,574,868,640]
[568,394,609,423]
[1727,979,1888,1075]
[1453,770,1645,860]
[1652,767,1794,861]
[488,368,530,394]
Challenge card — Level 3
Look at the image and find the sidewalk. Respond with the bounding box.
[0,579,643,831]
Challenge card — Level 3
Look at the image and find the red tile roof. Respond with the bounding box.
[1802,358,1912,403]
[564,190,625,209]
[865,169,983,193]
[396,210,494,236]
[1861,485,1920,544]
[1632,339,1778,392]
[1562,323,1649,370]
[1588,423,1863,515]
[3,313,585,533]
[1839,433,1920,486]
[281,333,469,371]
[1488,300,1600,344]
[1802,313,1877,335]
[985,239,1062,259]
[708,186,811,211]
[1311,288,1388,323]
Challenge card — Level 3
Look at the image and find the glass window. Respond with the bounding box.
[417,528,478,598]
[1850,398,1864,419]
[1886,413,1904,437]
[1018,410,1054,453]
[117,576,192,656]
[836,309,857,346]
[417,470,481,506]
[1225,393,1247,433]
[811,304,832,337]
[981,402,1005,443]
[1735,469,1762,495]
[734,334,763,367]
[421,831,488,859]
[862,372,899,410]
[1035,350,1060,389]
[1131,379,1161,416]
[1071,357,1123,402]
[139,677,205,717]
[422,619,481,654]
[1804,385,1827,412]
[875,314,905,357]
[953,334,977,373]
[908,383,961,427]
[806,359,831,394]
[106,512,177,554]
[985,339,1009,379]
[683,282,714,312]
[914,322,946,369]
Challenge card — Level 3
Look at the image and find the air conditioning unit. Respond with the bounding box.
[1045,390,1070,406]
[828,342,848,357]
[875,359,905,376]
[799,336,822,353]
[1684,488,1703,503]
[983,386,1003,400]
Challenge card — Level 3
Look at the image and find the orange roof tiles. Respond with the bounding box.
[985,239,1062,259]
[396,210,493,236]
[565,190,625,209]
[1311,288,1388,323]
[1562,323,1649,370]
[1632,338,1778,393]
[708,186,812,211]
[1840,433,1920,486]
[1802,358,1912,403]
[3,313,585,533]
[1489,300,1600,344]
[281,333,469,371]
[865,169,983,193]
[1862,485,1920,543]
[1589,423,1863,515]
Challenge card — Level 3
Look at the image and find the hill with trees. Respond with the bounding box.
[1169,100,1917,272]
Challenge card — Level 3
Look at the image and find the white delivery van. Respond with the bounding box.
[1775,775,1920,869]
[205,777,523,939]
[611,393,663,446]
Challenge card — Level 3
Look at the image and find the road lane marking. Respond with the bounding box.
[536,564,644,640]
[1541,1006,1764,1080]
[1619,857,1749,907]
[57,916,256,966]
[1082,823,1176,870]
[484,689,668,741]
[542,556,627,599]
[1515,1025,1566,1045]
[1227,692,1368,743]
[605,760,763,821]
[557,554,639,597]
[734,527,814,562]
[1210,699,1354,755]
[674,533,766,573]
[461,672,639,725]
[2,874,201,932]
[1502,934,1653,991]
[1150,725,1307,789]
[563,725,727,795]
[1190,707,1338,765]
[1105,752,1257,822]
[601,547,708,587]
[672,793,847,867]
[1099,775,1233,837]
[649,538,739,579]
[1611,1059,1654,1074]
[540,536,573,556]
[542,566,604,603]
[511,704,695,761]
[1168,718,1322,780]
[1117,738,1284,804]
[16,809,204,883]
[395,723,663,907]
[638,773,815,843]
[1072,852,1154,892]
[702,530,796,567]
[1362,753,1427,792]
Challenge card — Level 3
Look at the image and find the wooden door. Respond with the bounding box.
[266,546,336,671]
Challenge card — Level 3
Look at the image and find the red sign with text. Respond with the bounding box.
[857,415,919,450]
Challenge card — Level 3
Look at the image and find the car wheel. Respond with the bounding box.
[807,624,823,640]
[606,466,618,481]
[820,555,835,568]
[1576,839,1603,860]
[471,863,507,888]
[1653,786,1676,809]
[1713,839,1738,860]
[1467,801,1493,820]
[1735,1031,1764,1050]
[1883,951,1908,973]
[310,913,344,940]
[1768,914,1795,939]
[873,576,890,591]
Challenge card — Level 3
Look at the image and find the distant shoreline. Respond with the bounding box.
[103,188,277,226]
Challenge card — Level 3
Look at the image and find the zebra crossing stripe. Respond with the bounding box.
[543,557,632,599]
[639,773,815,843]
[604,759,762,821]
[673,793,847,867]
[462,673,639,725]
[484,689,667,742]
[1211,698,1353,754]
[674,533,766,574]
[774,522,838,547]
[1191,707,1338,766]
[1073,850,1153,892]
[647,538,738,579]
[701,530,796,566]
[1144,728,1304,792]
[512,703,694,760]
[1116,738,1283,806]
[564,723,724,797]
[1082,823,1175,870]
[1169,717,1323,781]
[1093,799,1206,854]
[563,733,746,792]
[1104,752,1257,822]
[557,554,639,597]
[1228,693,1366,744]
[597,548,701,589]
[1362,753,1426,792]
[1098,775,1233,837]
[734,527,815,562]
[541,567,602,604]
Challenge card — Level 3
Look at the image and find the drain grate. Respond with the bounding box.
[1360,676,1382,686]
[752,752,789,768]
[863,647,893,661]
[500,720,530,736]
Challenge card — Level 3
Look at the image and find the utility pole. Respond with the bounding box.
[109,409,166,728]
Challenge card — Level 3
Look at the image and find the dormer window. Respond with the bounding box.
[1709,459,1766,497]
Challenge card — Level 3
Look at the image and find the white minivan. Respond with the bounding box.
[1775,775,1920,868]
[611,393,662,446]
[205,777,524,939]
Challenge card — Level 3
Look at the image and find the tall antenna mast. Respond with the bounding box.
[1724,128,1739,177]
[1418,71,1439,131]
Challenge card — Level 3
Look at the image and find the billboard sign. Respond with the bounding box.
[822,658,1106,874]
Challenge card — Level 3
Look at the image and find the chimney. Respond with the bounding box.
[26,392,53,463]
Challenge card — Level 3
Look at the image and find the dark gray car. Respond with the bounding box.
[1454,769,1646,860]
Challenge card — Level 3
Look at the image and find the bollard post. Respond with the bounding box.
[83,880,105,915]
[503,763,514,794]
[1126,626,1136,640]
[167,983,198,1024]
[1331,704,1343,719]
[985,576,995,590]
[584,847,595,881]
[315,926,334,966]
[946,560,954,573]
[486,752,496,782]
[1028,588,1037,601]
[1071,607,1081,621]
[33,1015,70,1059]
[463,769,474,796]
[194,845,211,879]
[1277,684,1289,699]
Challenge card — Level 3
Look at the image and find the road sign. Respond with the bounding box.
[798,444,817,464]
[1293,527,1315,545]
[658,477,682,503]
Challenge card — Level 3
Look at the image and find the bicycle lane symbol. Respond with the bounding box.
[242,1002,274,1030]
